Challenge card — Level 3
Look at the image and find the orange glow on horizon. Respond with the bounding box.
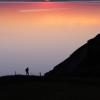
[0,2,100,75]
[0,2,100,45]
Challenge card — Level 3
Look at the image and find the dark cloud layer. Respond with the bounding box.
[0,0,99,2]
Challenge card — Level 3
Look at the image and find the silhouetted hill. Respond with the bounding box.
[45,34,100,77]
[1,34,100,99]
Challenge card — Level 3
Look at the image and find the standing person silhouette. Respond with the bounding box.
[25,67,29,75]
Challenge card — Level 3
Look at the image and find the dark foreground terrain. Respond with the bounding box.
[0,75,100,100]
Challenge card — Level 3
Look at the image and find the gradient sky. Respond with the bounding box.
[0,2,100,76]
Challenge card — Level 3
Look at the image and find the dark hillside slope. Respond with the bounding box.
[45,34,100,77]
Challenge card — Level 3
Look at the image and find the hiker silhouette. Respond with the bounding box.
[25,67,29,75]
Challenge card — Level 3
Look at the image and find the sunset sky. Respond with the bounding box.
[0,2,100,76]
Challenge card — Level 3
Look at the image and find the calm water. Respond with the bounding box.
[0,2,100,76]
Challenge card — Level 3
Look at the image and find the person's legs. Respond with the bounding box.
[26,71,27,75]
[27,72,28,75]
